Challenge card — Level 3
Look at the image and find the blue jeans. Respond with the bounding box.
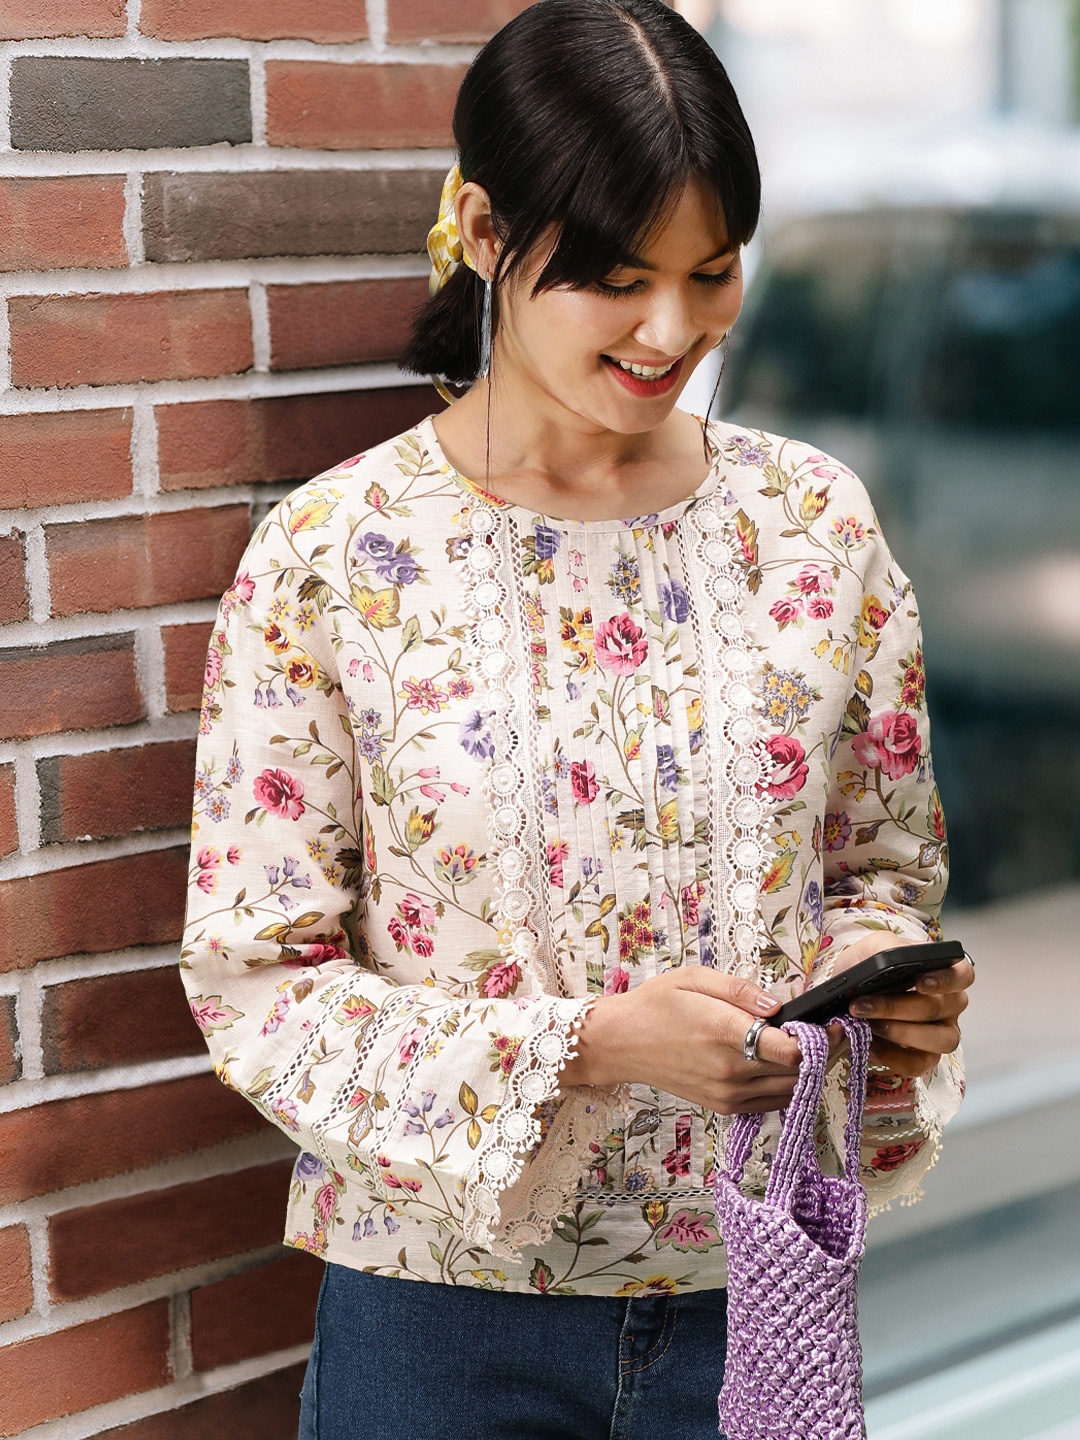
[298,1262,728,1439]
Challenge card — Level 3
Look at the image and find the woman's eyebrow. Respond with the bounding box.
[613,244,735,271]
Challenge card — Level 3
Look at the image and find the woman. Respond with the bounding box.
[180,2,972,1435]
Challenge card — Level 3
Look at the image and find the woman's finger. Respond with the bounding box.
[868,1017,961,1056]
[915,957,975,995]
[869,1036,941,1077]
[850,988,967,1024]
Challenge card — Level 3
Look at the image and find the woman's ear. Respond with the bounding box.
[455,181,499,281]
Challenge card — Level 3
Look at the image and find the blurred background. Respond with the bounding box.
[674,1,1080,1435]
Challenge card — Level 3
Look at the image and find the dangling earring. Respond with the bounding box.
[711,329,731,351]
[478,275,492,380]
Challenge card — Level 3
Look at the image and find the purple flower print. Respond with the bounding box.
[384,1213,400,1234]
[534,524,561,560]
[433,1109,454,1128]
[656,744,678,792]
[355,531,395,562]
[296,1153,326,1182]
[421,1089,436,1111]
[659,578,689,623]
[458,708,495,759]
[805,879,824,931]
[354,1217,376,1240]
[404,1119,425,1136]
[375,552,420,585]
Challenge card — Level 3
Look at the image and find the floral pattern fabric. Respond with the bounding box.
[180,411,964,1297]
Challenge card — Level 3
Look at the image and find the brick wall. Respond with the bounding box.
[0,3,532,1436]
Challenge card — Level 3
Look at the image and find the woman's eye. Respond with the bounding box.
[594,265,738,297]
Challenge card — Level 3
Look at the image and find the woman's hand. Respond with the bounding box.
[830,932,973,1078]
[561,968,840,1114]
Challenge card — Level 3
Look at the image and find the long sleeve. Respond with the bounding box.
[811,524,964,1209]
[179,511,605,1262]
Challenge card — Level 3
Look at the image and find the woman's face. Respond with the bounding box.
[490,177,743,434]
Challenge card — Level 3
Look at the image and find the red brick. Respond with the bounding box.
[0,845,186,973]
[0,534,29,626]
[268,277,429,372]
[266,62,465,150]
[0,765,17,861]
[97,1362,307,1440]
[0,175,126,272]
[0,1225,33,1323]
[157,385,439,491]
[141,0,367,41]
[9,290,253,389]
[0,408,133,507]
[0,1301,170,1436]
[0,1072,268,1205]
[387,0,531,42]
[49,1161,293,1300]
[46,507,250,617]
[39,738,197,846]
[191,1250,321,1370]
[41,965,205,1074]
[0,0,125,40]
[0,995,20,1086]
[0,633,144,742]
[163,621,216,712]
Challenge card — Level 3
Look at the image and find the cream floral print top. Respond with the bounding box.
[180,411,964,1297]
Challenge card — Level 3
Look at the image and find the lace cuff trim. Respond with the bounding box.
[462,996,632,1258]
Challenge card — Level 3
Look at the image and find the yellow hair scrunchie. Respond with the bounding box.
[426,161,478,297]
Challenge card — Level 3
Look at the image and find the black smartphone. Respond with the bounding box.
[767,940,966,1027]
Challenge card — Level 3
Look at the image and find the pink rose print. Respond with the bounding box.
[806,595,833,620]
[794,563,835,595]
[398,1027,425,1066]
[594,612,648,674]
[482,960,520,997]
[604,966,629,995]
[769,596,802,626]
[680,880,704,926]
[853,710,922,781]
[547,840,569,889]
[400,892,436,928]
[204,648,223,689]
[758,734,808,801]
[411,932,435,958]
[253,768,306,820]
[570,760,599,804]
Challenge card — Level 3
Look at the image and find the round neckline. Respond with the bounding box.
[417,412,724,533]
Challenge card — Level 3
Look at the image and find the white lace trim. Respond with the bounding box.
[456,498,559,995]
[461,996,631,1257]
[683,487,772,980]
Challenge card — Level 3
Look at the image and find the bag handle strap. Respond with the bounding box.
[720,1015,873,1208]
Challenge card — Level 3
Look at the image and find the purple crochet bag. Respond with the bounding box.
[713,1015,872,1440]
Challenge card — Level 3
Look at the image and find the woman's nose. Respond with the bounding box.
[632,291,701,358]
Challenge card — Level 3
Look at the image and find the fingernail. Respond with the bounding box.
[850,1000,873,1016]
[920,975,939,991]
[755,993,779,1013]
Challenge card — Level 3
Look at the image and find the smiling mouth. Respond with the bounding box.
[602,355,683,378]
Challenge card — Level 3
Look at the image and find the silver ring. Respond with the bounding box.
[742,1016,769,1062]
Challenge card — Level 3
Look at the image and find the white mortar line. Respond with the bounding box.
[249,280,271,372]
[369,0,389,51]
[0,1129,297,1229]
[0,144,454,177]
[0,1243,293,1349]
[0,252,430,297]
[125,0,142,40]
[0,50,12,152]
[7,1346,312,1440]
[32,944,190,986]
[11,749,39,854]
[0,824,189,884]
[16,961,44,1081]
[26,1213,50,1319]
[0,715,201,775]
[249,48,268,147]
[0,484,289,531]
[23,522,51,623]
[0,1052,213,1114]
[0,359,431,414]
[122,170,145,265]
[0,295,11,391]
[0,34,474,61]
[134,620,169,720]
[129,395,159,496]
[170,1289,194,1382]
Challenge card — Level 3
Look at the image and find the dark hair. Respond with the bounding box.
[398,0,761,405]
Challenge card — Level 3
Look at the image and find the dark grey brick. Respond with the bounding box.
[142,167,444,262]
[10,58,251,152]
